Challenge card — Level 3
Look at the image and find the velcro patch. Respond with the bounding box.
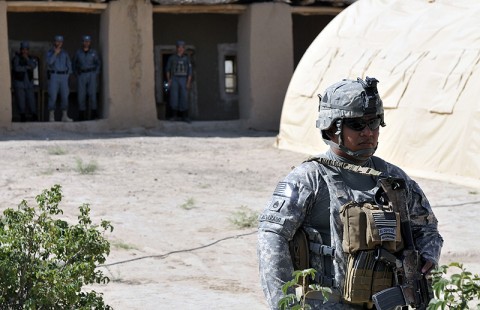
[273,182,288,196]
[268,199,285,212]
[259,213,286,225]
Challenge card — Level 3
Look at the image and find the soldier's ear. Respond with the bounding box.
[325,128,337,142]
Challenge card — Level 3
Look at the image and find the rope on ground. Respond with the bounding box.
[98,230,257,268]
[97,199,480,268]
[432,200,480,208]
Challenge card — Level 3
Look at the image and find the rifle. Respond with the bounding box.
[372,177,432,310]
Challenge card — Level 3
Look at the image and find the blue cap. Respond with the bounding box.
[20,41,30,49]
[54,35,64,42]
[176,40,185,47]
[83,35,91,41]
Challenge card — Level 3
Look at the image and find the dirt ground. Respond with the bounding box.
[1,123,479,310]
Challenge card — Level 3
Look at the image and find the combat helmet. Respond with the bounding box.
[316,76,386,160]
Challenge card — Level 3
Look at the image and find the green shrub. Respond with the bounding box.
[48,146,67,155]
[179,198,195,210]
[0,185,113,309]
[75,158,98,174]
[229,206,259,229]
[429,262,480,309]
[278,268,332,310]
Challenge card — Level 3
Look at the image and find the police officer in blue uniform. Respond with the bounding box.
[73,35,101,121]
[11,41,38,122]
[166,40,192,122]
[47,35,72,122]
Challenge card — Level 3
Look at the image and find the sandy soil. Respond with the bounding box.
[1,123,479,310]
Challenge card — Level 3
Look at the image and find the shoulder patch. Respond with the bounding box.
[259,213,286,225]
[268,199,285,212]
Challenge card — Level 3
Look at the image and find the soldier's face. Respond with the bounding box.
[54,40,63,48]
[341,116,380,156]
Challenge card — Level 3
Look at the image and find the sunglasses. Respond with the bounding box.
[343,118,382,131]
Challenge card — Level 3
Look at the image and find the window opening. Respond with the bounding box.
[224,55,237,94]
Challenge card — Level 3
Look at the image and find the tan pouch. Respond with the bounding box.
[364,207,403,253]
[340,202,370,254]
[343,250,394,304]
[340,202,403,254]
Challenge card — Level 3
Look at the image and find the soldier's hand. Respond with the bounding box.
[421,260,434,275]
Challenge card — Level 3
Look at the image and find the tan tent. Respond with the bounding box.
[276,0,480,188]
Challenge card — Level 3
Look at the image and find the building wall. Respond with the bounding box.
[238,2,294,131]
[100,0,157,129]
[0,1,12,125]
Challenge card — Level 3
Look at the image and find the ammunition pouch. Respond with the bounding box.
[344,250,394,304]
[340,201,403,304]
[289,227,309,272]
[340,202,403,254]
[289,227,335,288]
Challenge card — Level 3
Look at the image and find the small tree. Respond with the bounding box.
[278,268,332,310]
[429,262,480,310]
[0,184,113,309]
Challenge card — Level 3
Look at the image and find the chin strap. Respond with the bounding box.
[323,139,377,162]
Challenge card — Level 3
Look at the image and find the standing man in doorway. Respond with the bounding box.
[46,35,72,122]
[165,40,192,122]
[73,35,101,121]
[11,41,38,122]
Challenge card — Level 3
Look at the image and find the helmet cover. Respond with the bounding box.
[316,77,384,132]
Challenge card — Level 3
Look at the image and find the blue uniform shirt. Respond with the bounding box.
[73,48,101,75]
[46,49,72,73]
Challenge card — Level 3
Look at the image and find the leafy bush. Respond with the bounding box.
[179,197,195,210]
[429,262,480,309]
[229,206,259,229]
[75,158,98,174]
[278,268,332,310]
[0,185,113,309]
[281,263,480,310]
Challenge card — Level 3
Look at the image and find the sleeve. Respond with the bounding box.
[165,56,173,75]
[12,55,26,73]
[66,52,72,74]
[406,180,443,266]
[257,166,315,309]
[28,57,37,70]
[95,50,101,74]
[72,51,78,75]
[187,56,192,77]
[46,49,56,67]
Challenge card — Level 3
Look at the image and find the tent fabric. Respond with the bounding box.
[276,0,480,188]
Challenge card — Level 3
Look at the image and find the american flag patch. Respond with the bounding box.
[274,182,288,196]
[373,212,397,241]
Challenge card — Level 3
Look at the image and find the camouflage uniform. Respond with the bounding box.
[257,78,443,310]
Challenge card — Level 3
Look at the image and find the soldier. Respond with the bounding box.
[46,35,72,122]
[11,41,38,122]
[257,77,443,309]
[165,40,192,122]
[73,35,101,121]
